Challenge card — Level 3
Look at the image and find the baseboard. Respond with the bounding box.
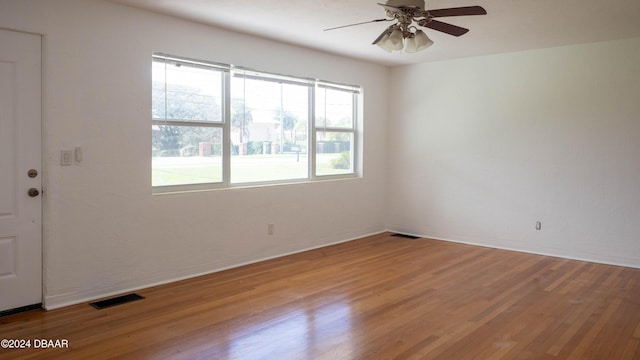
[43,230,387,310]
[385,226,640,270]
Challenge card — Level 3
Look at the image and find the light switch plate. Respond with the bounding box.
[60,150,72,166]
[75,146,82,162]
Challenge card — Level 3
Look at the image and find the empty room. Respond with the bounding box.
[1,0,640,359]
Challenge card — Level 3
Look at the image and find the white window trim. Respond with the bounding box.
[152,53,361,193]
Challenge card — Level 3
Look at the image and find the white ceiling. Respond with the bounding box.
[111,0,640,66]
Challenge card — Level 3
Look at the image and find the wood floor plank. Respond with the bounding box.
[1,232,639,359]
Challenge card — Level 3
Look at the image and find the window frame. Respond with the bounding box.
[152,53,361,193]
[312,83,359,179]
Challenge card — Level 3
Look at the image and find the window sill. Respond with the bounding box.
[151,174,362,195]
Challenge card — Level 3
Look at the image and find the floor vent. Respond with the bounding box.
[90,293,144,310]
[0,303,42,318]
[391,233,421,239]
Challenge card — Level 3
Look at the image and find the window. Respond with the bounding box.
[230,70,310,184]
[152,54,361,191]
[315,85,357,176]
[152,57,224,187]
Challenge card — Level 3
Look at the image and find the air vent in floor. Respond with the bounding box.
[90,293,145,310]
[391,233,421,239]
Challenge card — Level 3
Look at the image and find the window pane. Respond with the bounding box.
[230,75,309,184]
[152,61,167,119]
[152,125,223,186]
[316,87,353,129]
[315,131,353,176]
[152,60,222,122]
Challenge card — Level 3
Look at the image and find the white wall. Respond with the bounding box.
[0,0,389,309]
[388,37,640,268]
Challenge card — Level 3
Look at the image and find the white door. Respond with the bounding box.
[0,29,42,313]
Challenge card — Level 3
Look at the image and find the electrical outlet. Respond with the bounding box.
[536,221,542,230]
[268,224,274,235]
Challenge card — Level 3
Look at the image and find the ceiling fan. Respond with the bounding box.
[324,0,487,53]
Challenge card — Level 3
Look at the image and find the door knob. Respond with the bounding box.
[28,188,40,197]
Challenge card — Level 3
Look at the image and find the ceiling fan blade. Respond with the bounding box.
[428,6,487,18]
[324,18,391,31]
[372,26,394,45]
[422,19,469,37]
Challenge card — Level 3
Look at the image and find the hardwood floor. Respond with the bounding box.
[2,232,640,359]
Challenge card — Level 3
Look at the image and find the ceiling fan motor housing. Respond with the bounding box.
[385,0,425,10]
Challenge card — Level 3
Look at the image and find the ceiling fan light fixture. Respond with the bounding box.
[413,30,433,51]
[375,27,404,52]
[404,35,418,53]
[375,33,394,52]
[387,28,404,50]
